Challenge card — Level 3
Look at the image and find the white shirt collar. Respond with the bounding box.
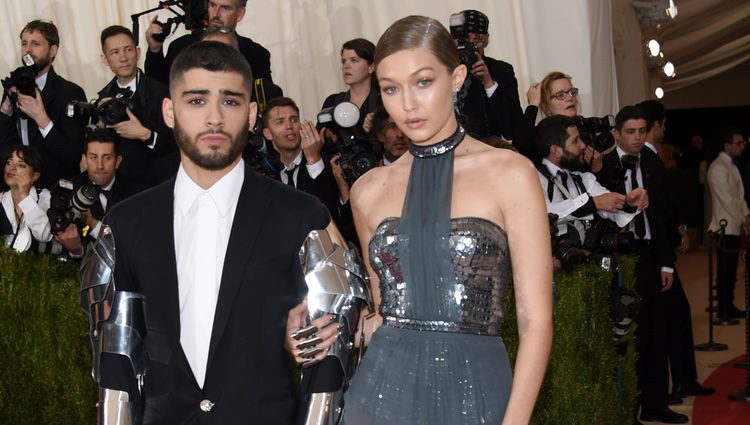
[174,159,245,218]
[382,155,393,166]
[116,72,138,93]
[541,158,562,175]
[616,146,640,159]
[645,142,657,154]
[36,72,48,91]
[284,151,303,171]
[100,175,116,191]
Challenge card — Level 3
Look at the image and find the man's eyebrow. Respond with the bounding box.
[220,89,244,97]
[182,89,209,97]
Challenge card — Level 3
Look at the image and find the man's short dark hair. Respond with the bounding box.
[85,128,120,155]
[719,126,744,146]
[615,105,647,131]
[370,106,391,139]
[636,99,665,132]
[200,27,239,50]
[169,41,253,92]
[20,20,59,47]
[100,25,137,52]
[535,115,577,158]
[262,97,299,127]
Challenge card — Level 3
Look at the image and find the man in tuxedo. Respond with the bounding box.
[262,96,341,223]
[707,127,749,320]
[637,99,715,401]
[97,25,177,193]
[449,9,522,140]
[595,105,687,424]
[55,128,128,257]
[87,41,335,424]
[0,20,86,189]
[144,0,272,86]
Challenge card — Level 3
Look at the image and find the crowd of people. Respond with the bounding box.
[2,1,748,425]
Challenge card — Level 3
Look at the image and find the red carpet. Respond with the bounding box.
[692,354,750,425]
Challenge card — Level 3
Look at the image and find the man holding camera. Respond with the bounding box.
[0,20,86,190]
[535,115,647,249]
[144,0,272,86]
[596,105,687,424]
[55,128,128,257]
[97,25,176,193]
[449,9,522,140]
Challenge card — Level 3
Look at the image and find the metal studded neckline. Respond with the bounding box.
[407,124,466,158]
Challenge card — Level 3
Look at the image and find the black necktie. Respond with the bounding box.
[624,160,646,239]
[557,171,570,193]
[284,164,299,188]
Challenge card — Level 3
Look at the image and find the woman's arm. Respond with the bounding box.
[499,156,553,425]
[18,188,53,242]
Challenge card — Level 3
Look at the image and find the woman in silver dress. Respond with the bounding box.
[290,15,552,424]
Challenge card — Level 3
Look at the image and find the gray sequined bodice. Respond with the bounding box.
[369,216,510,336]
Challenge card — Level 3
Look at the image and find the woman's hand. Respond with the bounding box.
[527,82,541,107]
[286,300,340,367]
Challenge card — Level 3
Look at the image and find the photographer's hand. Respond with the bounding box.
[660,271,674,292]
[1,87,16,116]
[526,83,541,107]
[16,88,50,129]
[362,112,374,134]
[145,20,164,53]
[300,121,324,164]
[330,154,350,203]
[55,223,84,257]
[109,108,152,142]
[471,52,494,88]
[626,187,649,210]
[593,192,626,212]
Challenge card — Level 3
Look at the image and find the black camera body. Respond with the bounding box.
[575,115,616,152]
[47,179,99,234]
[317,103,378,183]
[2,54,38,119]
[583,219,636,255]
[67,89,135,126]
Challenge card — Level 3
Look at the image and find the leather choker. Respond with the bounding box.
[407,124,466,158]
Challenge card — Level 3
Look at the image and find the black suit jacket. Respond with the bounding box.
[102,164,330,424]
[0,67,87,189]
[596,149,676,269]
[641,146,682,247]
[145,32,272,86]
[97,70,177,192]
[460,56,522,141]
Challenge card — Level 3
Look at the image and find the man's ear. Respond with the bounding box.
[115,155,123,169]
[262,126,272,141]
[100,52,109,67]
[162,97,174,129]
[613,128,621,142]
[48,44,58,62]
[248,101,258,130]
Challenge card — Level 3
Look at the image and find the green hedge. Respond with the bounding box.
[0,246,96,424]
[0,245,636,424]
[502,256,638,425]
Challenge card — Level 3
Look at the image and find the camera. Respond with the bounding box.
[317,102,378,183]
[582,219,636,255]
[67,89,135,126]
[131,1,208,45]
[2,54,38,119]
[449,13,479,70]
[548,213,586,271]
[575,115,616,152]
[47,179,99,234]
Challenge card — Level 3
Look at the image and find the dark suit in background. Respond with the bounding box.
[97,70,177,193]
[145,32,272,86]
[597,148,675,413]
[0,67,86,189]
[101,164,330,424]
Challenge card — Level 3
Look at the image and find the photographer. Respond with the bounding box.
[1,146,53,253]
[0,20,86,190]
[96,25,176,193]
[536,115,647,250]
[449,9,522,140]
[144,0,272,85]
[54,129,128,258]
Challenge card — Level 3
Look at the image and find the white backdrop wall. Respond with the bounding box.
[1,0,619,132]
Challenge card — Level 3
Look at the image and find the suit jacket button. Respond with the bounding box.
[200,399,214,412]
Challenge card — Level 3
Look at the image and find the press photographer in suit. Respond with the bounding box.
[595,105,687,424]
[97,25,176,193]
[0,20,86,190]
[85,41,336,424]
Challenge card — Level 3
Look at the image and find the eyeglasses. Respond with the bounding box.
[550,88,579,101]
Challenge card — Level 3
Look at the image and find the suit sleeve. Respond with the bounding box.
[40,84,87,170]
[511,105,539,159]
[145,49,170,86]
[488,60,523,141]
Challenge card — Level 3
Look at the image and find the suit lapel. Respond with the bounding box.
[206,167,273,369]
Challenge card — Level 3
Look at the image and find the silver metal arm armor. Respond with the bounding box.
[80,225,148,425]
[298,228,372,425]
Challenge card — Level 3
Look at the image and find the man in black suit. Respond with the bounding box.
[90,41,336,424]
[55,128,129,257]
[449,9,522,140]
[97,25,177,193]
[144,0,272,86]
[0,20,86,190]
[637,99,715,402]
[596,105,687,424]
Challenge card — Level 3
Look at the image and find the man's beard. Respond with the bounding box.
[559,149,587,172]
[173,121,248,171]
[31,53,51,73]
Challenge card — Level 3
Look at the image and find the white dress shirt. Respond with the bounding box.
[87,176,117,240]
[1,187,52,252]
[280,151,324,187]
[173,159,244,388]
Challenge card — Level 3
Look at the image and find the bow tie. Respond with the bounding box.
[620,154,640,171]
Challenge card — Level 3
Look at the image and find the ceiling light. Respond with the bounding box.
[663,61,676,77]
[646,39,661,57]
[655,87,664,99]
